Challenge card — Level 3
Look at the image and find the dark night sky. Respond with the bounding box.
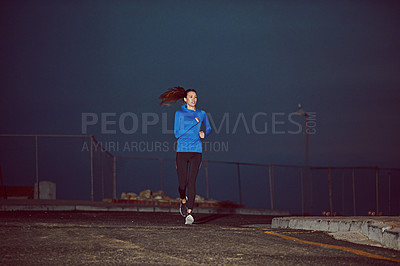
[1,1,399,211]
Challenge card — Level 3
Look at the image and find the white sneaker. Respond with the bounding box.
[185,214,194,225]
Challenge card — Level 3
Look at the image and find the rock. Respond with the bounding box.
[153,195,163,200]
[195,194,205,202]
[162,196,173,201]
[127,193,137,200]
[153,190,166,197]
[139,189,152,199]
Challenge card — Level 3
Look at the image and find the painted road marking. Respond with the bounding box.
[262,229,400,263]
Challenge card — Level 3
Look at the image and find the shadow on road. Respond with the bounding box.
[194,214,233,224]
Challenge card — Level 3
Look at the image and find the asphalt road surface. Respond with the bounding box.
[1,211,399,265]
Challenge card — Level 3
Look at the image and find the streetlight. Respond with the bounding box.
[295,104,309,215]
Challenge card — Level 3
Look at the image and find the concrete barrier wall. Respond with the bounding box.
[272,217,400,251]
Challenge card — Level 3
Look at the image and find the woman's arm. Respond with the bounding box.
[200,111,212,138]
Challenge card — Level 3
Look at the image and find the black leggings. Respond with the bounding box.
[176,152,202,210]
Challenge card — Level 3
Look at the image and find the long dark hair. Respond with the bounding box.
[159,86,197,106]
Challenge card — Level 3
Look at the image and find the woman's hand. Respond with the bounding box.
[199,131,205,138]
[195,117,200,123]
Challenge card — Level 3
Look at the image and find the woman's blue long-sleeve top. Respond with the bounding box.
[174,104,212,153]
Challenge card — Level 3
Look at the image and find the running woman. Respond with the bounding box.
[159,87,212,224]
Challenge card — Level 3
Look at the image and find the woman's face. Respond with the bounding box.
[185,91,197,108]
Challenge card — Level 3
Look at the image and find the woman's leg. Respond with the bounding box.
[176,152,189,200]
[186,153,202,212]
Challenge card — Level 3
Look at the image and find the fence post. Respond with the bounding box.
[300,168,304,215]
[237,163,242,205]
[388,171,391,215]
[352,168,356,216]
[159,159,164,191]
[35,135,40,199]
[309,168,313,215]
[375,168,379,215]
[101,149,104,200]
[328,168,333,214]
[90,135,94,201]
[305,116,309,215]
[342,169,345,215]
[269,164,275,210]
[204,160,209,199]
[113,156,117,199]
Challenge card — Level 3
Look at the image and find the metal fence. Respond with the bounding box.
[0,134,116,201]
[309,167,400,216]
[1,134,399,215]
